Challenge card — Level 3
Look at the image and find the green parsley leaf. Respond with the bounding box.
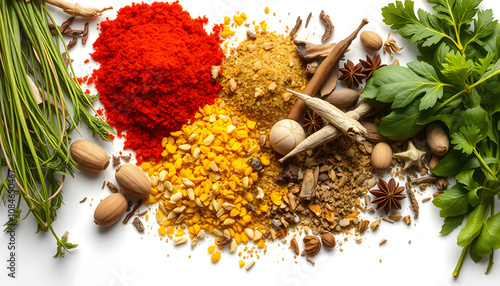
[441,51,473,87]
[451,125,484,155]
[377,101,425,140]
[470,213,500,257]
[440,215,466,235]
[433,184,469,218]
[457,204,485,247]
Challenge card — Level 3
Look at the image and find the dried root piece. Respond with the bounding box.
[289,16,302,39]
[383,33,403,56]
[319,10,334,42]
[405,178,419,219]
[44,0,113,17]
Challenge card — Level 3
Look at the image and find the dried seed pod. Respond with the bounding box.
[360,31,383,52]
[115,163,151,198]
[70,140,109,172]
[320,233,336,248]
[303,235,321,255]
[371,142,392,172]
[426,123,449,156]
[94,193,127,227]
[323,88,362,108]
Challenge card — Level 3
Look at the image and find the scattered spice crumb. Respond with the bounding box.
[422,197,431,203]
[379,239,387,245]
[245,261,255,270]
[138,210,148,216]
[79,197,87,203]
[101,181,106,189]
[382,218,394,224]
[132,217,145,232]
[112,155,121,167]
[306,257,315,265]
[67,37,77,49]
[123,199,142,224]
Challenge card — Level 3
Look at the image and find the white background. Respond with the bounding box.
[1,0,500,285]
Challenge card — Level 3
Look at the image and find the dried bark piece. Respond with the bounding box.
[319,10,334,42]
[305,12,312,28]
[294,40,337,62]
[82,22,89,44]
[132,217,144,232]
[289,16,302,39]
[405,178,419,219]
[299,167,318,200]
[320,63,338,97]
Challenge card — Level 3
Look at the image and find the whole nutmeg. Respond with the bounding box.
[115,163,151,198]
[371,142,393,172]
[269,119,306,155]
[94,193,127,226]
[426,123,449,156]
[323,88,362,108]
[303,235,321,256]
[360,31,383,52]
[321,233,336,248]
[70,140,109,172]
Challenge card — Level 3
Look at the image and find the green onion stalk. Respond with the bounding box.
[0,0,114,258]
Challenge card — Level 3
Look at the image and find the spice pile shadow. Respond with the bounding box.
[91,2,224,163]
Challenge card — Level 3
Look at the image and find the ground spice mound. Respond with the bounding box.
[91,2,224,163]
[219,32,307,128]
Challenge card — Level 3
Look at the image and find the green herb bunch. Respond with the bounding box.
[0,0,114,258]
[362,0,500,277]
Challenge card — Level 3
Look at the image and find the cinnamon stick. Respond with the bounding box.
[287,18,368,121]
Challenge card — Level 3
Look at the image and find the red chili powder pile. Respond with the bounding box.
[91,1,224,163]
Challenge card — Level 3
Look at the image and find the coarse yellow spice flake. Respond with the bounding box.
[211,251,222,263]
[147,99,271,247]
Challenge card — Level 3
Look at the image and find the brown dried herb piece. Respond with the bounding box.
[67,37,77,49]
[112,155,121,167]
[290,237,300,255]
[359,54,386,80]
[303,111,324,134]
[383,33,403,56]
[62,52,71,68]
[79,197,87,203]
[60,16,75,33]
[82,22,89,44]
[132,217,144,233]
[305,12,312,28]
[123,199,142,224]
[370,178,406,215]
[339,60,365,88]
[107,181,118,193]
[289,16,302,39]
[319,10,334,42]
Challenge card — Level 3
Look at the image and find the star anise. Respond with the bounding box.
[339,59,365,88]
[303,111,324,134]
[370,178,406,215]
[360,54,386,80]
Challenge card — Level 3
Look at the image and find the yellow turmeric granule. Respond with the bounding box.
[145,99,270,247]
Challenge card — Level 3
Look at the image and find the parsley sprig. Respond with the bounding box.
[362,0,500,277]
